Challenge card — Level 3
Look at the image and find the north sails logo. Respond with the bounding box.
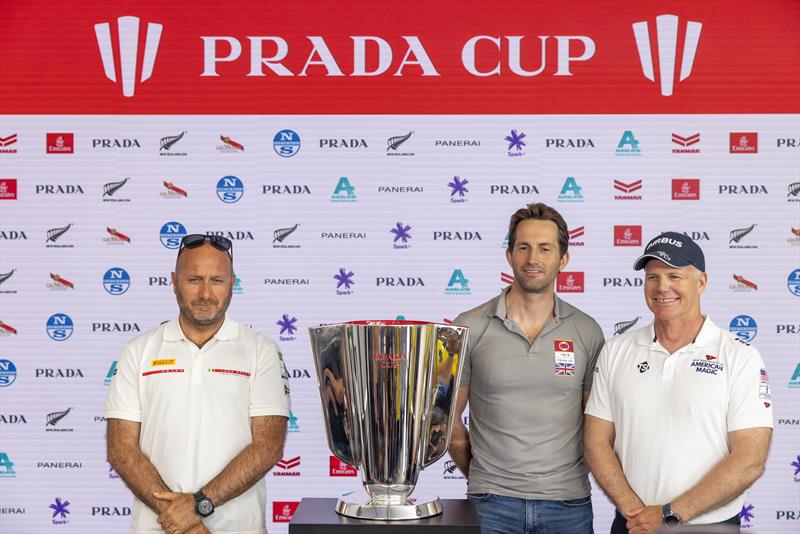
[95,16,163,97]
[632,14,702,96]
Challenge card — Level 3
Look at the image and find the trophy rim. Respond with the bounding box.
[336,494,443,521]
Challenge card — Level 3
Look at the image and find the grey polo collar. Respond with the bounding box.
[490,286,573,321]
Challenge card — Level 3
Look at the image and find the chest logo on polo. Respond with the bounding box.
[208,368,251,377]
[150,358,176,367]
[554,339,575,376]
[690,355,724,375]
[637,361,649,373]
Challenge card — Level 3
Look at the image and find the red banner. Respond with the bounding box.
[1,0,798,114]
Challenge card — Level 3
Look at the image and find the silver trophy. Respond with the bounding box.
[308,320,468,520]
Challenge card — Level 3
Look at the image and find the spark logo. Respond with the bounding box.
[632,14,702,96]
[95,16,163,97]
[500,272,514,285]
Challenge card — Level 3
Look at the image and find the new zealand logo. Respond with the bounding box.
[632,14,702,96]
[273,224,299,246]
[386,132,414,152]
[103,178,128,198]
[95,16,163,97]
[614,317,640,335]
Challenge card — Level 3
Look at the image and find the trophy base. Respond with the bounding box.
[336,493,443,521]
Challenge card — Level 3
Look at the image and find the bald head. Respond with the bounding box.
[172,243,234,330]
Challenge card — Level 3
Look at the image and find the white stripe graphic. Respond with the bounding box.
[141,23,163,82]
[680,21,703,81]
[117,16,140,98]
[655,15,678,97]
[632,21,654,81]
[94,23,116,82]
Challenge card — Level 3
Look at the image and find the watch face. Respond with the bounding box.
[197,499,213,516]
[664,514,680,527]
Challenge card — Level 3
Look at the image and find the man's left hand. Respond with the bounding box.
[154,492,201,534]
[626,505,664,534]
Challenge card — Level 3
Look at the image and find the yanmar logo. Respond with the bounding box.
[95,16,163,97]
[632,14,702,96]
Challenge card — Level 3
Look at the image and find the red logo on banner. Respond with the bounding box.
[0,134,18,153]
[730,132,758,154]
[557,272,584,293]
[500,272,514,285]
[46,133,74,154]
[671,133,700,153]
[273,501,300,523]
[614,225,642,246]
[672,179,700,200]
[0,179,17,200]
[568,226,585,247]
[329,456,358,477]
[276,456,301,470]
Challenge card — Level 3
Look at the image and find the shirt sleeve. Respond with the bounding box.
[250,337,291,418]
[105,343,142,422]
[582,320,606,391]
[727,344,773,431]
[584,342,613,422]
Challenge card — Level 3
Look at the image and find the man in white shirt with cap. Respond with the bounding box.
[585,231,772,534]
[106,234,290,534]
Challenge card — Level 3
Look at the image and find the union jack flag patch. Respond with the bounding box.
[555,362,575,376]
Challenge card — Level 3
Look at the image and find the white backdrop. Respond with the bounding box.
[0,114,798,533]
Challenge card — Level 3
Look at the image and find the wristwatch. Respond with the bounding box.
[662,503,681,527]
[193,490,215,517]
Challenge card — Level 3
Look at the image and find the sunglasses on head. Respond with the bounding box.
[178,234,233,261]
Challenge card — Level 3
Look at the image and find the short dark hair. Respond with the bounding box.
[507,203,569,257]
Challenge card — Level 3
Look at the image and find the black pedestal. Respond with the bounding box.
[288,498,481,533]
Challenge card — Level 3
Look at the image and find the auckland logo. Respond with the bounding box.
[95,16,163,97]
[632,14,702,96]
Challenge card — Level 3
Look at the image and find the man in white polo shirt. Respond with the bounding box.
[106,234,290,534]
[585,232,772,534]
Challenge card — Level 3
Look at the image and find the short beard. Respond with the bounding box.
[175,286,232,330]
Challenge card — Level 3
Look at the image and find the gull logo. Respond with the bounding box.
[95,16,163,97]
[632,14,702,96]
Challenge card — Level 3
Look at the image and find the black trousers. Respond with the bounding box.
[611,510,741,533]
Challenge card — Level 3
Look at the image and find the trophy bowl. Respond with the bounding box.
[308,320,468,520]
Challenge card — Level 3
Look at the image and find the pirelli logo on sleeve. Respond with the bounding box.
[150,358,176,367]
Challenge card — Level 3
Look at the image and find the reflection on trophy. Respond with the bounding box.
[308,320,468,520]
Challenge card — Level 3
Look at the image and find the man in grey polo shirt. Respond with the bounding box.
[449,203,604,534]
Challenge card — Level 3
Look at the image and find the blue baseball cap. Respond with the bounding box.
[633,232,706,272]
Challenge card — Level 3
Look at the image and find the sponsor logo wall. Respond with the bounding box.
[1,2,798,533]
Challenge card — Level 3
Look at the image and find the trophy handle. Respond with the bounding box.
[310,326,355,466]
[422,325,468,468]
